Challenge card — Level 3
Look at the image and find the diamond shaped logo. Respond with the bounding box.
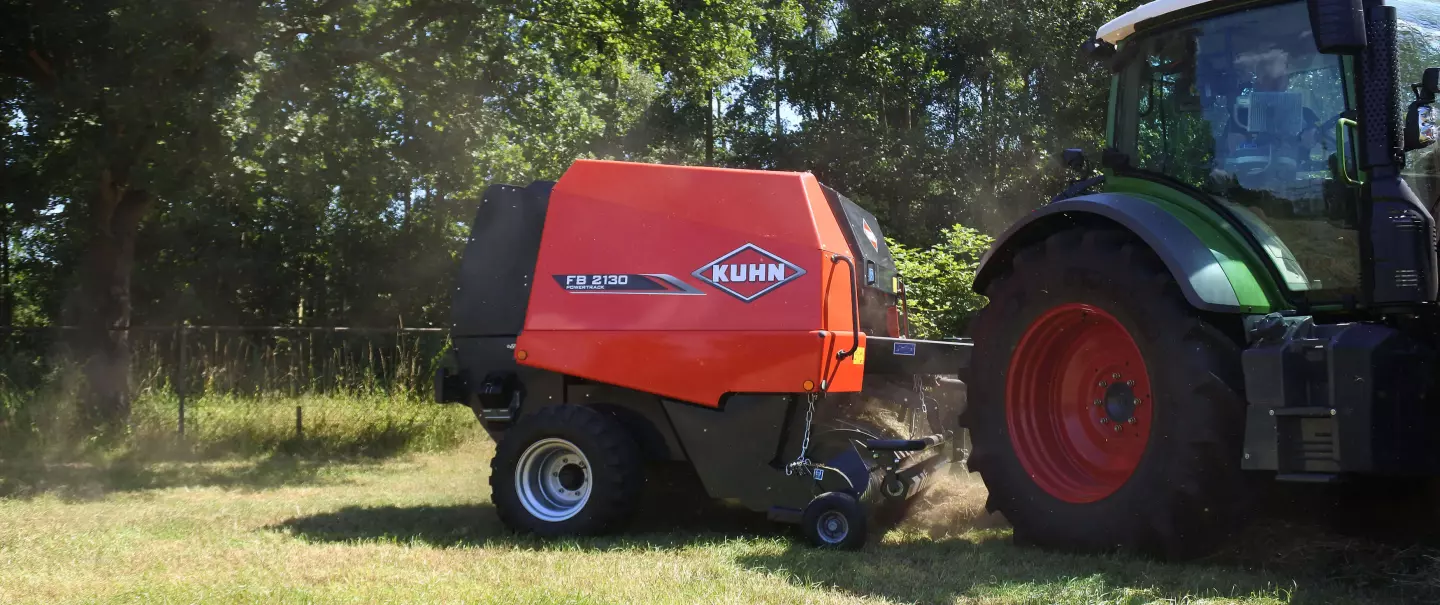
[693,244,807,302]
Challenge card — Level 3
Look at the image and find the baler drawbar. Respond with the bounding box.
[435,159,970,548]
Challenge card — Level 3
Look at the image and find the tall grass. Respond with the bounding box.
[0,328,478,464]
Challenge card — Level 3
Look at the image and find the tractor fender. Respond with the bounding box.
[974,193,1243,312]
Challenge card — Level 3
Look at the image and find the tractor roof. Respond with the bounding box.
[1097,0,1226,43]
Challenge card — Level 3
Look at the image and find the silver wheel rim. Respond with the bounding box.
[515,437,592,522]
[816,510,849,544]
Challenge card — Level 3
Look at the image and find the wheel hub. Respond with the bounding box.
[816,511,849,543]
[557,464,586,491]
[1102,381,1138,424]
[1006,303,1154,503]
[515,438,593,522]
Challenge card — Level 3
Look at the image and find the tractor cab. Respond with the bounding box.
[1093,0,1440,307]
[963,0,1440,562]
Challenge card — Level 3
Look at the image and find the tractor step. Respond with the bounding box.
[1275,473,1342,483]
[1270,406,1335,417]
[479,408,514,422]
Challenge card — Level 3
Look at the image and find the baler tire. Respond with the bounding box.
[490,404,644,537]
[961,226,1249,561]
[802,491,868,550]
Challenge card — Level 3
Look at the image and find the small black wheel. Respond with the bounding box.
[490,404,644,537]
[801,492,868,550]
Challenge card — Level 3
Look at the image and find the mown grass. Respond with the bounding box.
[2,430,1437,605]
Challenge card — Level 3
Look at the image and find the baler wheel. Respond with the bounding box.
[962,226,1249,560]
[801,492,868,550]
[490,404,644,537]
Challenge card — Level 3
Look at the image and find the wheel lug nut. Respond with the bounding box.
[1114,424,1123,433]
[1133,398,1142,405]
[1093,399,1102,406]
[1126,380,1135,387]
[1100,417,1110,424]
[1112,373,1120,379]
[1098,381,1107,387]
[1127,417,1137,424]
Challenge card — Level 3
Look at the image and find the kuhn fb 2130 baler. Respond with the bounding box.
[435,159,970,548]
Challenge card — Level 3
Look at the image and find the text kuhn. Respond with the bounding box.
[710,263,786,283]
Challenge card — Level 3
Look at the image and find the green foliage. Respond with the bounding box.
[888,224,994,339]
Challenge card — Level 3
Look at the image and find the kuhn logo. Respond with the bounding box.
[693,244,806,302]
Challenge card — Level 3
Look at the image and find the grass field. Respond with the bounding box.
[3,426,1439,605]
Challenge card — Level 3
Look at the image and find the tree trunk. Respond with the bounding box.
[76,167,150,433]
[705,89,715,166]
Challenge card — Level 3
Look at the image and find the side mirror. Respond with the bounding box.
[1080,38,1116,63]
[1308,0,1367,54]
[1062,148,1087,173]
[1405,67,1440,152]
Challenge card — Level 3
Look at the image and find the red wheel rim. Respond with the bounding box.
[1006,303,1153,503]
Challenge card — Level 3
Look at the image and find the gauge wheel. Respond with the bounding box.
[801,491,869,550]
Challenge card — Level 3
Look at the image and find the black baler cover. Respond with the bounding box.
[819,184,899,294]
[450,181,554,337]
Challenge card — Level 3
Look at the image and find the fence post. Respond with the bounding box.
[295,405,303,439]
[178,324,188,437]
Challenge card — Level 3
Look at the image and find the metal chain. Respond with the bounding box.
[911,374,929,437]
[785,391,820,476]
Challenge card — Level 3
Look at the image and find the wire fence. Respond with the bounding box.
[0,325,452,436]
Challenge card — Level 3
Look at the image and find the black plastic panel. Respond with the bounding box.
[1308,0,1367,54]
[1358,4,1400,170]
[819,184,899,294]
[863,336,972,376]
[450,181,554,337]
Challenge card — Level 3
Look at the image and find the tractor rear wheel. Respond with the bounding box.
[962,226,1249,560]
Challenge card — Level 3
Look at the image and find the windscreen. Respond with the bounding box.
[1112,0,1361,299]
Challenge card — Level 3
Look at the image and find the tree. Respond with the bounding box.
[0,0,265,431]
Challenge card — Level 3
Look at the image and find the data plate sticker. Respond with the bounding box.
[893,342,917,356]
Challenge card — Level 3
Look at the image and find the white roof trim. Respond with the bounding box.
[1096,0,1223,43]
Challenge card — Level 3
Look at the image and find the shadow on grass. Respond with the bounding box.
[729,511,1439,605]
[274,471,793,551]
[275,501,1412,604]
[0,452,383,501]
[733,534,1355,605]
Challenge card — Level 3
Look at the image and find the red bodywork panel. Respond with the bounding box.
[515,159,867,407]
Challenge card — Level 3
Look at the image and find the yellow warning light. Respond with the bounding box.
[803,380,815,391]
[516,350,529,361]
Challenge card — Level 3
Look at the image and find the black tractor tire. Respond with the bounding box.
[961,225,1249,561]
[801,491,869,550]
[490,404,645,537]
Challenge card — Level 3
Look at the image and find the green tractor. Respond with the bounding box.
[962,0,1440,560]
